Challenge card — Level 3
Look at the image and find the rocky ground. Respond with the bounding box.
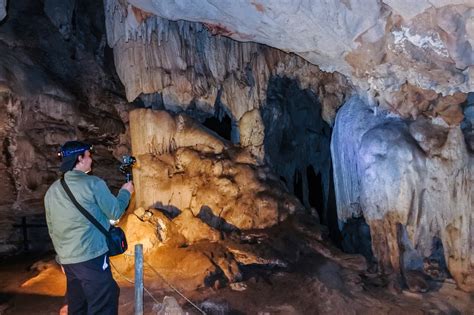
[1,213,473,315]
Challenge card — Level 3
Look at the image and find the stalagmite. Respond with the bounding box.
[106,108,314,290]
[332,96,474,291]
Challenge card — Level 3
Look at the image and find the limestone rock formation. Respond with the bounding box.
[331,96,474,291]
[129,108,302,230]
[110,107,354,290]
[0,0,472,305]
[109,0,473,125]
[104,0,350,126]
[0,0,132,252]
[105,0,344,225]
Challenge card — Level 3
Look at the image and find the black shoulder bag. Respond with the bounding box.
[60,177,128,257]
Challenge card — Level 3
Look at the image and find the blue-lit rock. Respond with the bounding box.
[332,96,474,291]
[0,0,6,22]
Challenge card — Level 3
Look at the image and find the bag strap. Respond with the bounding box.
[60,176,109,236]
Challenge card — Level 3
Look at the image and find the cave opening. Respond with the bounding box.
[307,165,324,220]
[201,94,235,142]
[202,112,233,141]
[293,170,304,204]
[262,76,340,240]
[340,216,375,265]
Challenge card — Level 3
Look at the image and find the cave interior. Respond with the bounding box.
[0,0,473,314]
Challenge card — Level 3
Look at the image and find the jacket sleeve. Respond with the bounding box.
[93,179,131,220]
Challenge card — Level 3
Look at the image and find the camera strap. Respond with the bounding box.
[60,176,109,236]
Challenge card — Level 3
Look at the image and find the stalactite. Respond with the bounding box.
[104,0,349,126]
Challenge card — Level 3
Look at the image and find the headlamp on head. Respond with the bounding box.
[57,142,93,159]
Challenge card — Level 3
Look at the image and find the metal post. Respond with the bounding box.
[134,244,143,315]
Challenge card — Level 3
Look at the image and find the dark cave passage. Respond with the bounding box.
[261,76,342,244]
[307,165,324,220]
[10,214,52,253]
[293,170,304,205]
[203,112,233,141]
[340,216,375,264]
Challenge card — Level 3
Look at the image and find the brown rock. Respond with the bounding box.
[174,209,221,244]
[404,270,429,293]
[129,109,302,230]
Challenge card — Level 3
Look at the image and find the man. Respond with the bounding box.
[44,141,134,315]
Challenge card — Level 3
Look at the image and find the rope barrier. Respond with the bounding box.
[111,253,206,315]
[110,261,160,305]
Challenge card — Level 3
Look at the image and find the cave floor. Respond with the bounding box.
[0,250,473,315]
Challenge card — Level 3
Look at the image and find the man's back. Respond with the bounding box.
[45,170,130,264]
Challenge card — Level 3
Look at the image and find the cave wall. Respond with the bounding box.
[104,0,346,223]
[0,0,131,252]
[331,96,473,291]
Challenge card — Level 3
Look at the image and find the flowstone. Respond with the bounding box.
[129,108,301,230]
[332,96,474,291]
[114,108,305,289]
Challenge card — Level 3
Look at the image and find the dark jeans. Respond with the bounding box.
[62,254,119,315]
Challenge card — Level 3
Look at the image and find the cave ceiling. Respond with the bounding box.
[100,0,474,126]
[125,0,473,88]
[1,1,473,104]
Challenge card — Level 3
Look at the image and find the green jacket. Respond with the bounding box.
[44,170,131,264]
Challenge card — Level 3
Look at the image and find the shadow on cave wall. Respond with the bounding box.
[261,76,341,245]
[153,202,239,235]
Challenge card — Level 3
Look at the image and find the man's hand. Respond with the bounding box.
[121,181,134,194]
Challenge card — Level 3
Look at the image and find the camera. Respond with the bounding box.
[119,155,136,182]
